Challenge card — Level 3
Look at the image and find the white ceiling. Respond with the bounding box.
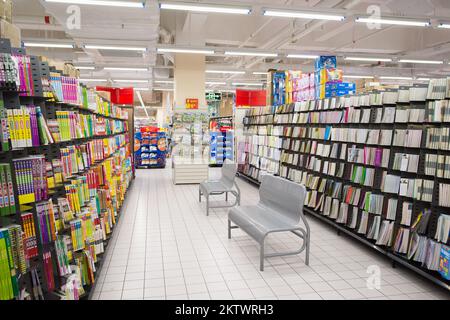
[12,0,450,93]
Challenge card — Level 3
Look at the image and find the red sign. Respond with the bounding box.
[235,89,267,107]
[95,86,135,105]
[186,98,199,109]
[140,126,159,133]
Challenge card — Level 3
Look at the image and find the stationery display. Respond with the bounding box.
[243,81,450,288]
[0,47,133,300]
[134,130,167,168]
[209,117,234,166]
[12,156,47,205]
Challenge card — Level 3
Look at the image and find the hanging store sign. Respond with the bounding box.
[186,98,199,109]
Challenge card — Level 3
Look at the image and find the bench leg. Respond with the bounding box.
[199,188,202,202]
[206,194,210,216]
[228,219,232,239]
[225,192,228,202]
[260,240,265,272]
[305,234,310,266]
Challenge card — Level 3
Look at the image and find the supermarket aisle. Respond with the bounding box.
[91,167,449,300]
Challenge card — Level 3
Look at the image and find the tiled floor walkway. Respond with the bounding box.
[92,167,449,300]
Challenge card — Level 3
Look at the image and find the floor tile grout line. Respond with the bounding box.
[121,172,143,299]
[96,173,136,298]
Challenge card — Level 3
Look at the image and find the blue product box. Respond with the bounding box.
[315,56,337,70]
[439,245,450,280]
[325,89,355,98]
[326,82,356,91]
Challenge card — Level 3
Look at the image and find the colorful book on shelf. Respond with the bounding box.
[0,227,19,300]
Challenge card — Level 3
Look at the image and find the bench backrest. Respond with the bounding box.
[220,160,237,188]
[259,175,307,225]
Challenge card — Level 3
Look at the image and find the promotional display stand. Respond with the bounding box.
[134,127,167,169]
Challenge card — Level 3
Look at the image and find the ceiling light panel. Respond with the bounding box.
[75,66,96,70]
[44,0,144,7]
[263,9,345,21]
[24,42,74,48]
[379,76,413,80]
[232,82,265,86]
[343,75,374,79]
[225,51,278,57]
[345,57,392,62]
[160,2,251,15]
[114,79,149,83]
[105,67,149,71]
[355,17,430,27]
[157,48,215,55]
[79,78,107,82]
[85,45,147,51]
[206,70,245,74]
[154,80,174,84]
[287,54,319,59]
[399,59,444,65]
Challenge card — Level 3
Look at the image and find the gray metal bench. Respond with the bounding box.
[199,161,241,216]
[228,175,310,271]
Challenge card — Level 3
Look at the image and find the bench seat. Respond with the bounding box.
[229,205,302,243]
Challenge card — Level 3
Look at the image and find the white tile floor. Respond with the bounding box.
[91,167,450,300]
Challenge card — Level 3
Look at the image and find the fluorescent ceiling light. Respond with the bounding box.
[24,42,74,48]
[157,48,215,55]
[399,59,444,65]
[253,72,268,75]
[154,88,174,91]
[379,76,413,80]
[206,81,226,85]
[438,23,450,29]
[114,79,149,83]
[79,78,107,82]
[134,88,150,91]
[75,66,95,70]
[206,70,245,75]
[160,2,250,15]
[85,45,147,51]
[232,82,264,86]
[345,56,392,62]
[287,54,319,59]
[154,80,174,84]
[44,0,144,7]
[343,75,374,79]
[225,51,278,57]
[105,67,148,71]
[263,9,345,21]
[355,17,430,27]
[417,78,431,81]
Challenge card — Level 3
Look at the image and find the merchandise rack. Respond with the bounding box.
[0,39,133,300]
[209,115,234,167]
[242,90,450,292]
[135,131,167,169]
